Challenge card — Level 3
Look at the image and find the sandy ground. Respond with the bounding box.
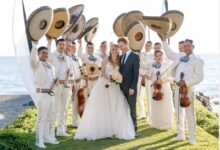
[0,95,33,128]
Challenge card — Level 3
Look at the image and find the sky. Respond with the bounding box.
[0,0,219,56]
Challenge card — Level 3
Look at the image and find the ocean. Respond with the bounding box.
[0,54,219,98]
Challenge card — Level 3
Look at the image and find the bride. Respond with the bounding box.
[74,44,135,141]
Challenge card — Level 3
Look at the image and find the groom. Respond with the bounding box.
[118,37,140,136]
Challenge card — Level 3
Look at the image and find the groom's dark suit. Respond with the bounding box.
[119,50,140,132]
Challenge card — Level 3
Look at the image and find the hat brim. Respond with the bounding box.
[125,20,145,51]
[64,4,84,34]
[46,8,69,38]
[84,24,99,42]
[142,16,172,40]
[78,17,98,39]
[122,10,144,33]
[161,10,184,38]
[26,6,53,41]
[66,15,86,41]
[113,13,126,37]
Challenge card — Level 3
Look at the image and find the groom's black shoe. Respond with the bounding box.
[135,132,138,137]
[72,126,78,129]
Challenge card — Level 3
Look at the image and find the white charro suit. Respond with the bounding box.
[138,51,154,122]
[49,46,72,135]
[77,46,102,99]
[162,41,204,141]
[30,44,55,145]
[69,54,83,127]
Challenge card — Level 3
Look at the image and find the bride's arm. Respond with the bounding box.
[101,58,109,80]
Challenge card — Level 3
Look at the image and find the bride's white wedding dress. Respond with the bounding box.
[74,62,135,140]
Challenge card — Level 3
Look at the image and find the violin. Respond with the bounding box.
[77,64,87,117]
[179,72,191,107]
[152,71,163,101]
[77,88,85,117]
[141,76,145,86]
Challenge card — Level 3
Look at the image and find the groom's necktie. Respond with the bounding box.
[121,53,126,65]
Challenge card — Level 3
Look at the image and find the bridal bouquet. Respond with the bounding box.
[105,66,123,88]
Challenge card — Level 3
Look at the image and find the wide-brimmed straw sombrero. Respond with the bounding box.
[65,15,86,41]
[46,8,69,38]
[113,13,127,37]
[142,16,172,40]
[64,4,84,34]
[84,23,98,42]
[78,17,98,40]
[125,20,145,51]
[161,10,184,38]
[26,6,53,41]
[122,10,144,33]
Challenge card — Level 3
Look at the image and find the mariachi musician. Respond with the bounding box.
[77,39,102,100]
[65,40,84,128]
[148,50,174,130]
[161,39,204,145]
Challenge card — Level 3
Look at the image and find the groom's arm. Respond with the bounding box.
[130,54,140,90]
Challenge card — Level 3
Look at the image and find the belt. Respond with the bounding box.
[87,76,99,81]
[36,88,50,93]
[58,80,65,84]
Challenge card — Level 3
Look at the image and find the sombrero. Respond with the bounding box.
[161,10,184,38]
[26,6,53,41]
[84,23,98,42]
[142,16,172,40]
[113,13,126,37]
[122,10,144,33]
[46,8,69,38]
[125,20,145,51]
[78,17,98,40]
[64,4,84,34]
[65,15,86,41]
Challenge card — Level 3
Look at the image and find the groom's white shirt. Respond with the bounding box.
[122,49,132,64]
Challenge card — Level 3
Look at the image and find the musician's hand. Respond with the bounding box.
[62,34,66,40]
[78,39,82,45]
[129,89,135,96]
[157,79,162,85]
[179,80,186,87]
[46,36,52,44]
[32,41,38,45]
[145,75,150,80]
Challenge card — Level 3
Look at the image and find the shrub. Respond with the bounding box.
[0,129,33,150]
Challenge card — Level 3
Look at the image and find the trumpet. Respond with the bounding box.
[48,78,58,96]
[64,68,72,88]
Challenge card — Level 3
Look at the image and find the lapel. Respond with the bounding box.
[184,54,196,67]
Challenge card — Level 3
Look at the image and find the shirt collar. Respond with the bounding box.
[188,53,195,59]
[125,49,132,56]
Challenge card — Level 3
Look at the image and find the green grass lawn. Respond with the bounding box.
[38,108,217,150]
[1,99,219,150]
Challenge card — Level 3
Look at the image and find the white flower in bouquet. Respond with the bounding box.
[105,66,123,88]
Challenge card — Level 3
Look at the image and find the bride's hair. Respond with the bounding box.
[108,44,120,66]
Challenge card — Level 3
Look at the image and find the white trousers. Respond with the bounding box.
[137,76,146,118]
[72,82,81,126]
[54,83,72,133]
[174,86,196,138]
[145,79,152,124]
[35,93,54,144]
